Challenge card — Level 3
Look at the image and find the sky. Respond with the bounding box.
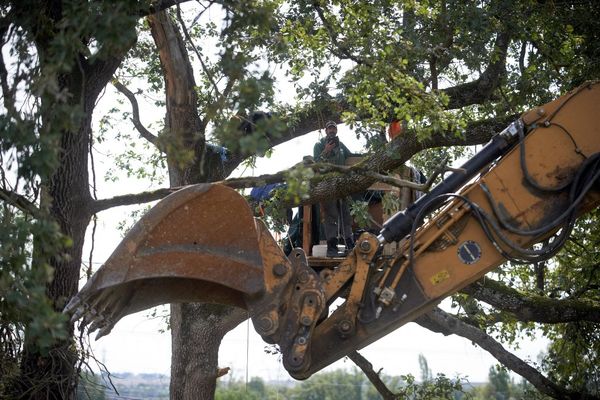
[83,123,547,385]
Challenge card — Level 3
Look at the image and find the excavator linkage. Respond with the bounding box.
[66,81,600,379]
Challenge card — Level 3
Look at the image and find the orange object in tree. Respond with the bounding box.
[388,120,403,140]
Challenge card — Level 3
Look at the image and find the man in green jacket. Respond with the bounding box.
[313,120,355,257]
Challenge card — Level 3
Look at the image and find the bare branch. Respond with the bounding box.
[519,40,527,75]
[416,308,595,400]
[327,153,454,192]
[112,80,161,148]
[462,278,600,324]
[87,151,446,215]
[175,4,221,97]
[348,351,396,400]
[0,187,41,217]
[91,187,179,214]
[190,2,214,26]
[222,158,445,195]
[220,170,287,190]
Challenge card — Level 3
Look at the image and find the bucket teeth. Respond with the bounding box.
[95,324,114,341]
[87,315,105,334]
[79,306,99,330]
[68,302,86,324]
[64,295,81,316]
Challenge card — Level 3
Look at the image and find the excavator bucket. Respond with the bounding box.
[65,184,266,338]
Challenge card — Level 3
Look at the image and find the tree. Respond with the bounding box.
[113,5,287,397]
[215,376,282,400]
[0,1,140,398]
[0,1,187,398]
[287,368,367,400]
[2,1,600,400]
[470,365,541,400]
[487,365,512,400]
[76,373,108,400]
[349,351,464,400]
[418,353,433,383]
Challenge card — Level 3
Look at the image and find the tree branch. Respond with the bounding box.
[135,0,193,17]
[91,187,179,214]
[221,97,345,175]
[312,2,369,66]
[220,171,288,190]
[348,351,396,400]
[112,80,161,148]
[443,30,511,109]
[528,38,564,76]
[223,154,452,194]
[222,111,516,209]
[427,1,454,90]
[86,152,444,215]
[175,4,220,98]
[519,40,527,75]
[0,187,41,218]
[415,307,597,400]
[310,160,445,192]
[461,278,600,324]
[217,79,515,180]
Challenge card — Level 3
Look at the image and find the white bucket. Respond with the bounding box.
[312,244,346,257]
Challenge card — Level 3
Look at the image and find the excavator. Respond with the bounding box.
[66,81,600,380]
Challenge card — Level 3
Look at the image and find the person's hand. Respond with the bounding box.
[324,141,336,154]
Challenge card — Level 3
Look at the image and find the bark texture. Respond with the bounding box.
[169,304,246,398]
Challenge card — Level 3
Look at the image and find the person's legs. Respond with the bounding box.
[339,198,354,252]
[322,199,341,257]
[322,199,339,240]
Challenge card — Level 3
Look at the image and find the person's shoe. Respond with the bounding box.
[343,236,355,255]
[326,238,341,257]
[345,237,355,250]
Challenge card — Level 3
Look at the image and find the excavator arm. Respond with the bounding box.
[66,81,600,379]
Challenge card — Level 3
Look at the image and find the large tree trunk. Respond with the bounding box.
[148,11,247,400]
[19,131,91,398]
[170,304,246,398]
[16,17,134,397]
[18,70,93,399]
